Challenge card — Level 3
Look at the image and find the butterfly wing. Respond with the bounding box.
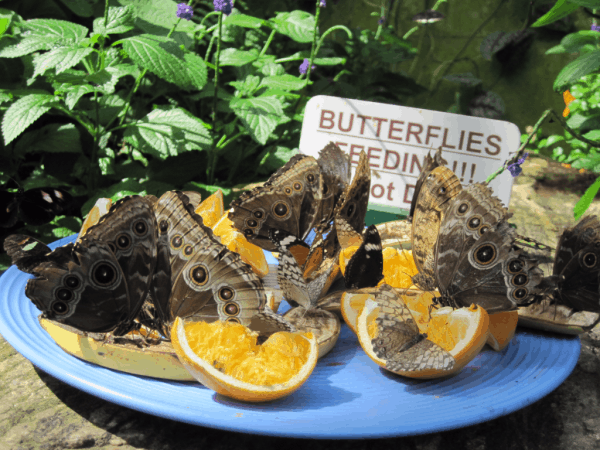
[80,195,158,323]
[553,215,600,311]
[229,155,323,251]
[410,165,462,288]
[25,242,134,334]
[435,185,545,312]
[344,224,384,289]
[408,147,447,221]
[4,235,52,274]
[316,142,351,226]
[371,284,455,372]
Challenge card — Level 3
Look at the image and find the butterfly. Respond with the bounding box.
[543,215,600,313]
[152,191,294,337]
[4,196,158,335]
[269,228,338,311]
[371,284,455,372]
[410,157,548,313]
[0,184,77,228]
[409,149,462,290]
[335,216,384,289]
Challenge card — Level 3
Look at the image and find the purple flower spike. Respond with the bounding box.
[299,58,316,75]
[507,152,529,177]
[378,17,386,25]
[592,24,600,32]
[319,0,326,7]
[176,3,194,20]
[214,0,233,14]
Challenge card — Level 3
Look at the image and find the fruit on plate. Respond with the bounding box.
[212,210,268,278]
[339,247,418,289]
[486,311,519,351]
[76,198,112,243]
[518,296,600,335]
[39,317,194,380]
[283,307,341,359]
[194,189,224,228]
[171,317,318,402]
[356,289,489,379]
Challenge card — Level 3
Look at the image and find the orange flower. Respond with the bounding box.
[563,90,576,117]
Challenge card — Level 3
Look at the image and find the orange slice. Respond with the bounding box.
[340,288,381,334]
[486,310,518,351]
[171,317,318,402]
[357,299,489,379]
[378,248,418,289]
[77,198,112,242]
[212,212,268,278]
[340,246,418,289]
[195,189,224,228]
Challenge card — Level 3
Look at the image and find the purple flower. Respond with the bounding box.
[506,152,529,177]
[592,24,600,32]
[176,3,194,20]
[378,16,386,25]
[213,0,233,14]
[299,58,316,74]
[319,0,326,7]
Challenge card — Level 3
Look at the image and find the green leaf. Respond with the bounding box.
[181,181,233,205]
[121,34,207,90]
[257,146,298,174]
[269,11,315,43]
[584,129,600,140]
[567,0,600,7]
[313,56,346,66]
[0,18,89,58]
[559,31,600,53]
[545,44,567,55]
[574,175,600,219]
[59,84,94,109]
[14,123,81,154]
[124,106,212,159]
[260,74,306,91]
[553,50,600,91]
[224,14,265,29]
[93,6,135,35]
[230,96,284,145]
[545,134,566,147]
[0,18,9,37]
[2,93,56,145]
[58,0,94,17]
[229,75,261,95]
[218,48,259,67]
[86,64,137,94]
[32,46,93,78]
[531,0,579,27]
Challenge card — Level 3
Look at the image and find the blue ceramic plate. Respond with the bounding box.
[0,235,580,439]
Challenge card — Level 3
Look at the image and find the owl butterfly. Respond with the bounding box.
[4,196,158,335]
[371,284,455,372]
[152,191,294,337]
[269,228,339,311]
[544,215,600,313]
[228,143,350,252]
[409,149,462,289]
[335,216,384,289]
[424,182,548,313]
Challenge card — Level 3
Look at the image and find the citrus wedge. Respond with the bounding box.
[212,211,268,278]
[357,298,489,379]
[486,310,519,351]
[340,247,418,289]
[171,317,318,402]
[194,189,224,228]
[283,307,341,358]
[77,198,112,243]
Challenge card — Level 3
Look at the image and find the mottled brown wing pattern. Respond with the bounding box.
[410,165,462,289]
[228,155,323,251]
[371,285,454,372]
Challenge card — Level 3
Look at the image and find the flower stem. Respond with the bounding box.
[208,12,223,185]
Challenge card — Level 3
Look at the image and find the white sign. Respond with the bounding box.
[299,96,521,213]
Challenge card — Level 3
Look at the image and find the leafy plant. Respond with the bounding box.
[0,0,419,270]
